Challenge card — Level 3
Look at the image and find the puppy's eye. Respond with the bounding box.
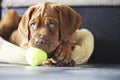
[48,22,55,29]
[30,23,36,29]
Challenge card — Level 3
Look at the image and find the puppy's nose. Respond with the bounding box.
[35,37,46,45]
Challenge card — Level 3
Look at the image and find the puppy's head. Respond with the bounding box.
[18,2,82,53]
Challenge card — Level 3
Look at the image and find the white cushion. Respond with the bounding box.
[2,0,120,8]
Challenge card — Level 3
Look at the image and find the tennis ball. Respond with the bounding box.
[25,47,47,66]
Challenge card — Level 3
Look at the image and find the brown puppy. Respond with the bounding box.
[1,2,82,66]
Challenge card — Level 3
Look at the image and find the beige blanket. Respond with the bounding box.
[0,29,94,65]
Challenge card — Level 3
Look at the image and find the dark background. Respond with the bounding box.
[72,6,120,64]
[1,5,120,64]
[0,0,1,19]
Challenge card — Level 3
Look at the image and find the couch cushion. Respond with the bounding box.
[1,0,120,8]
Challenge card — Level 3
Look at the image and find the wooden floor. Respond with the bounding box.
[0,63,120,80]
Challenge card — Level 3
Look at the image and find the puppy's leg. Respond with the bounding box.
[0,9,20,40]
[43,41,75,67]
[54,41,75,66]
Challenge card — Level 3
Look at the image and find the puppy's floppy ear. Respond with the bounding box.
[18,6,36,41]
[55,4,82,41]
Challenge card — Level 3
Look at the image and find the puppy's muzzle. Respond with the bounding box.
[34,36,48,47]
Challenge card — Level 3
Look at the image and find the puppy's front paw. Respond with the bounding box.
[43,58,75,67]
[53,41,75,66]
[43,41,75,67]
[42,58,57,66]
[55,59,75,67]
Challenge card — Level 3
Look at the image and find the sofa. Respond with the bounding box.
[1,0,120,64]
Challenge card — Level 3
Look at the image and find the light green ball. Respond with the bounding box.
[25,47,47,66]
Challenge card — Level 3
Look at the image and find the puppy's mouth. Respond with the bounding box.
[29,37,60,54]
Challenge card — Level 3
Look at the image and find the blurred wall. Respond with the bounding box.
[0,0,2,19]
[73,6,120,64]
